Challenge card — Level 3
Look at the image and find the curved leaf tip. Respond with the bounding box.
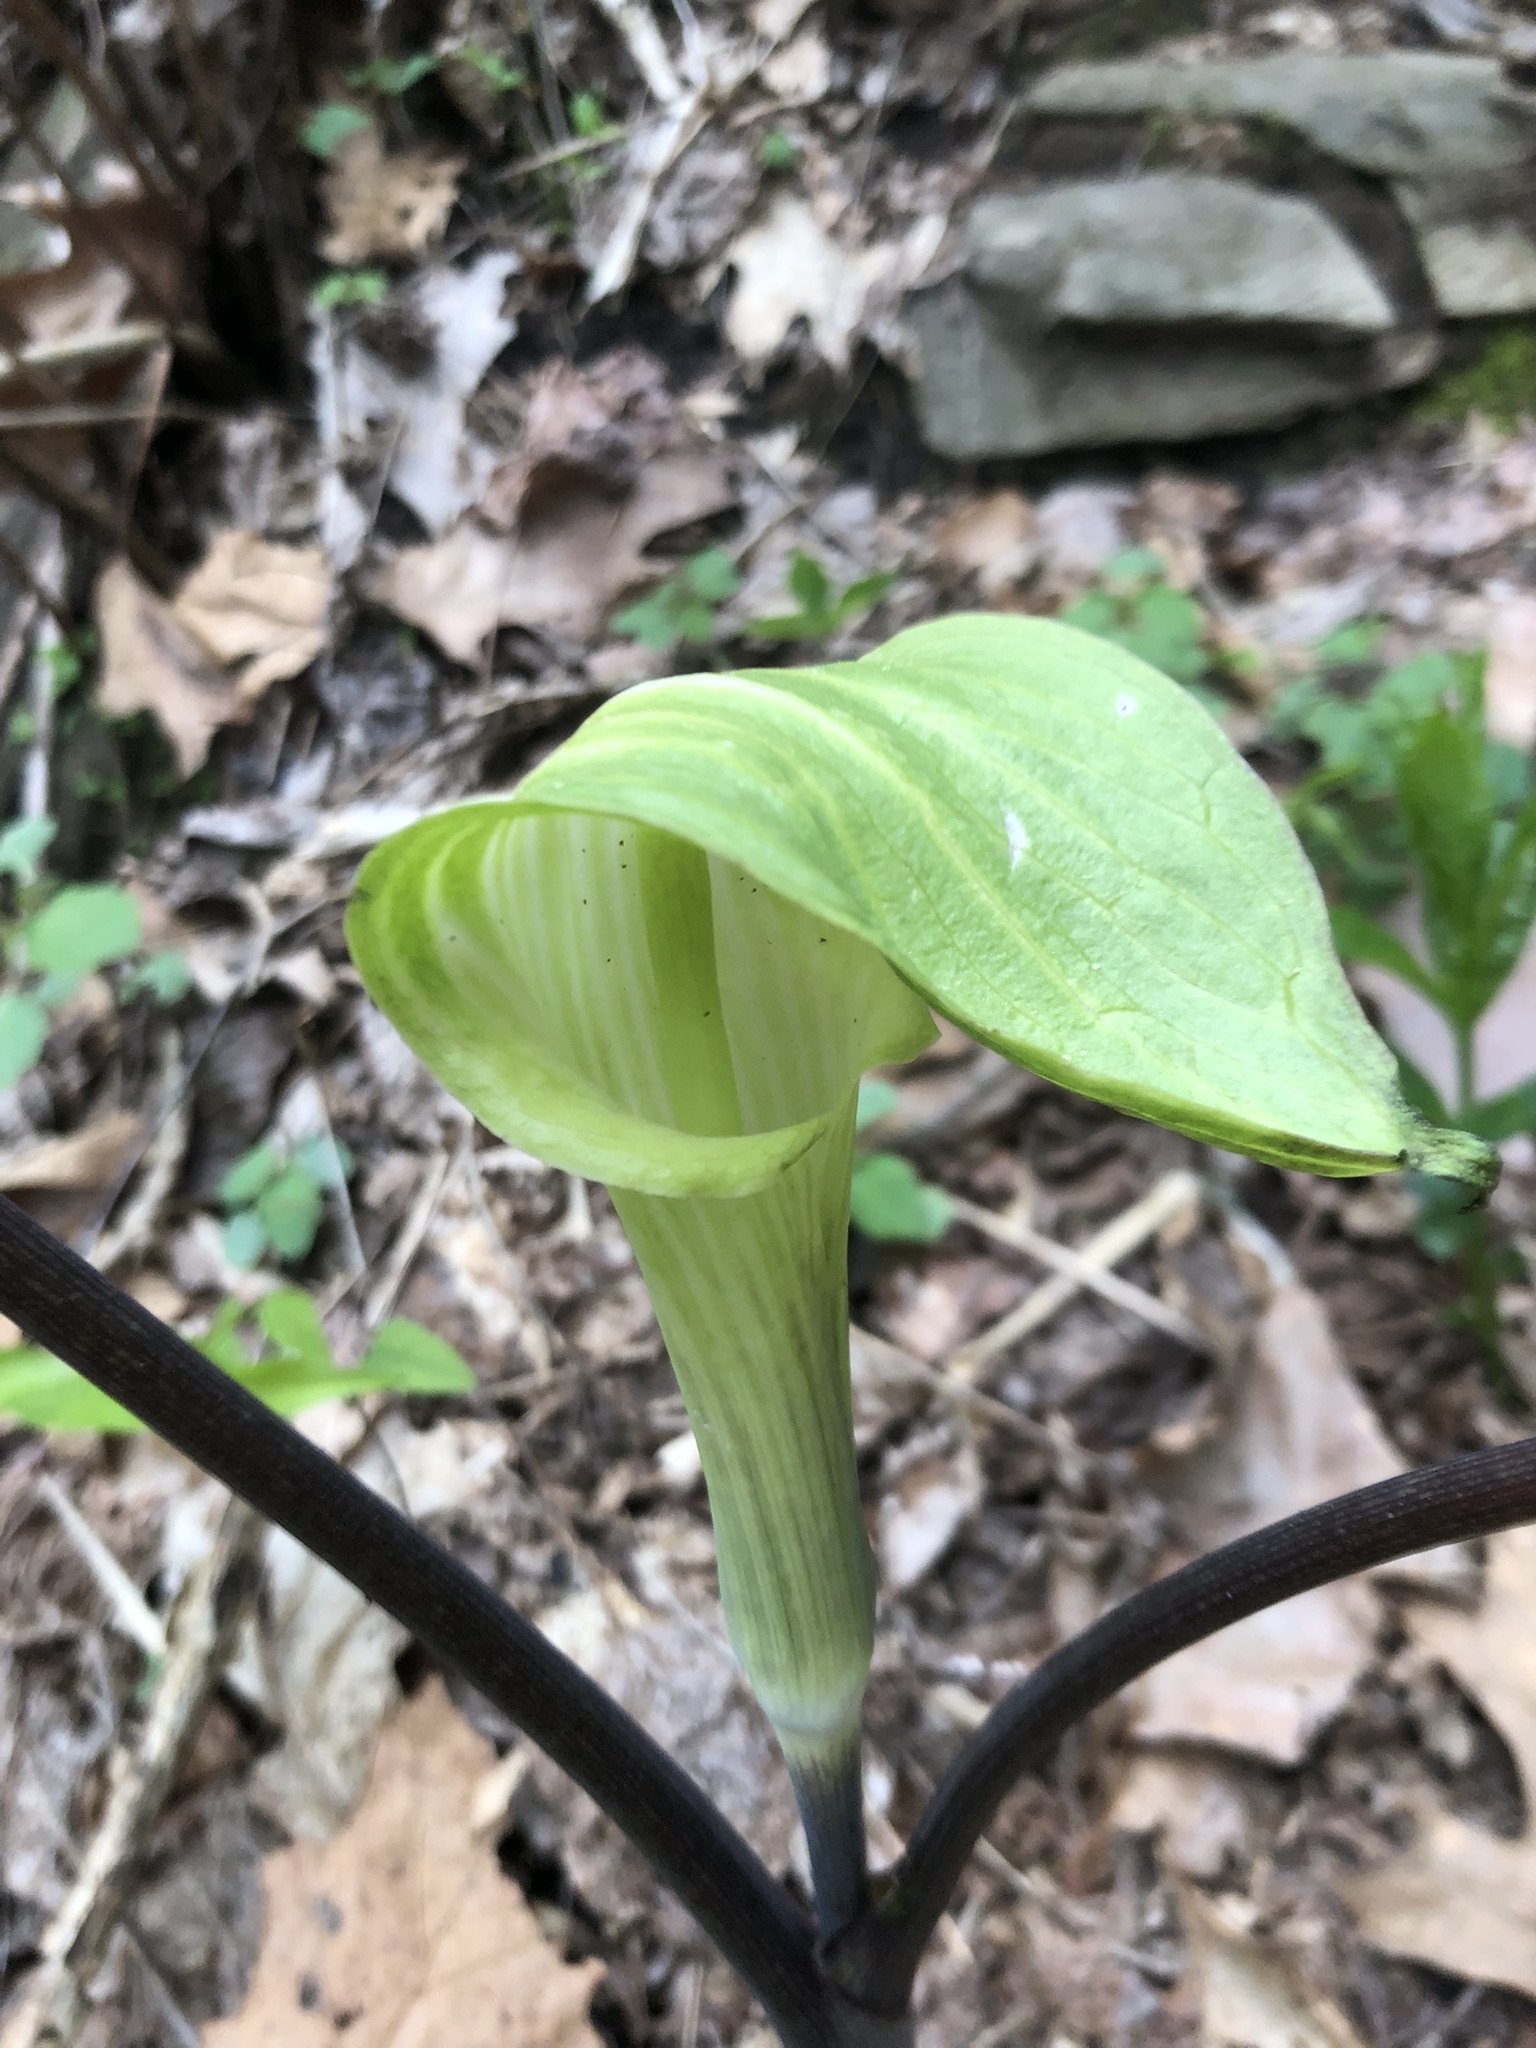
[1405,1119,1501,1206]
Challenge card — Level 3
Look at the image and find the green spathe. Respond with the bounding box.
[347,613,1494,1869]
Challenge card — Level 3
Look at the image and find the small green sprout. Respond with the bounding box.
[345,51,439,95]
[311,268,390,311]
[0,827,187,1091]
[1060,547,1219,706]
[849,1078,951,1244]
[759,129,800,170]
[301,102,373,159]
[568,89,609,138]
[0,1286,472,1434]
[457,45,525,92]
[346,614,1490,1930]
[613,549,741,653]
[746,552,896,644]
[219,1135,354,1270]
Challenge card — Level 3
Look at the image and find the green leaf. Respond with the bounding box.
[568,90,607,137]
[849,1152,952,1242]
[256,1288,332,1373]
[759,129,800,169]
[685,549,741,603]
[613,590,683,651]
[0,815,56,886]
[219,1142,282,1209]
[20,885,140,978]
[855,1077,900,1132]
[457,45,525,91]
[1393,711,1499,1027]
[787,551,831,618]
[832,570,897,627]
[1329,903,1442,1006]
[1313,617,1385,668]
[440,614,1491,1191]
[301,102,373,156]
[346,52,438,94]
[222,1210,268,1269]
[256,1165,325,1262]
[0,991,49,1089]
[311,269,389,311]
[357,1318,476,1394]
[122,950,192,1003]
[1463,1075,1536,1144]
[294,1135,353,1189]
[0,1348,137,1431]
[197,1297,248,1373]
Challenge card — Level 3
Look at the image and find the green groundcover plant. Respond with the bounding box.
[2,612,1528,2048]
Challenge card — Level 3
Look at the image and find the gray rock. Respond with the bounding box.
[1024,53,1536,178]
[907,277,1438,459]
[967,177,1395,333]
[1395,177,1536,315]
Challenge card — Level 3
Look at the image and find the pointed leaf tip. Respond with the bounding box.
[1404,1120,1501,1207]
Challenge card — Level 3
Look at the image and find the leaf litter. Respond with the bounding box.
[5,3,1536,2045]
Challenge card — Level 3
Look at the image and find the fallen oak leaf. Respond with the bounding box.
[170,531,330,698]
[320,126,464,265]
[95,536,330,776]
[95,559,244,780]
[205,1676,603,2048]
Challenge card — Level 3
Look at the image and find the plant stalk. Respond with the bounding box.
[828,1429,1536,2012]
[0,1196,847,2048]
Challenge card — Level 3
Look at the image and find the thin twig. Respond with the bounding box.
[34,1474,167,1659]
[362,1146,451,1330]
[947,1193,1205,1350]
[494,123,637,178]
[0,398,217,433]
[6,0,187,212]
[950,1170,1202,1376]
[0,524,71,636]
[0,1497,261,2048]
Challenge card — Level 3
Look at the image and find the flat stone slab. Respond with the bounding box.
[907,280,1437,460]
[967,176,1395,333]
[1024,53,1536,178]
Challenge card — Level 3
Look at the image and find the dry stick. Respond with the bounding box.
[949,1168,1203,1377]
[0,524,72,637]
[0,443,176,590]
[101,36,203,207]
[0,1193,849,2048]
[0,1498,263,2048]
[947,1192,1204,1351]
[0,323,170,379]
[0,399,217,432]
[6,0,186,212]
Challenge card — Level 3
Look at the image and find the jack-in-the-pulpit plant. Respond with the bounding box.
[346,614,1492,1936]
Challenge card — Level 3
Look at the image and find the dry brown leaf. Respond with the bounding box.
[1409,1523,1536,1798]
[1484,594,1536,750]
[724,193,902,373]
[95,559,245,779]
[932,490,1038,594]
[205,1678,603,2048]
[1111,1754,1254,1882]
[1134,1284,1462,1764]
[877,1430,982,1591]
[0,1111,143,1193]
[171,532,330,697]
[1338,1796,1536,2001]
[1181,1887,1368,2048]
[320,126,464,265]
[371,450,734,661]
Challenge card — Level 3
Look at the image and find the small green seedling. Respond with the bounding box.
[301,102,373,158]
[849,1079,951,1244]
[311,268,390,311]
[455,45,525,93]
[0,1286,471,1433]
[613,550,741,653]
[219,1134,354,1270]
[1060,548,1220,707]
[0,817,188,1092]
[568,89,609,138]
[759,129,800,171]
[348,613,1488,1933]
[746,552,896,645]
[346,51,440,95]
